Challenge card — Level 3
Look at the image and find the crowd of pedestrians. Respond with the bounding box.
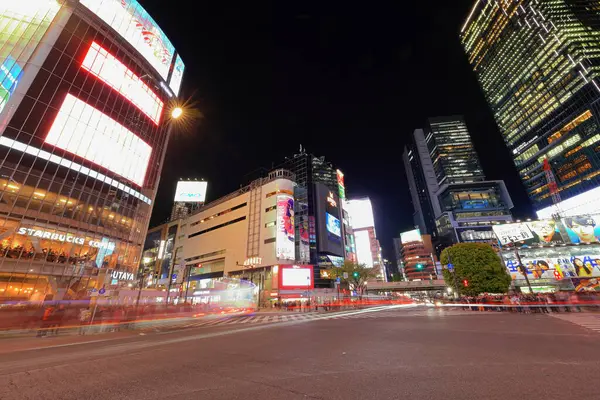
[447,292,600,313]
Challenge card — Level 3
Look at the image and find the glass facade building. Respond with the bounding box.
[425,116,485,185]
[461,0,600,214]
[0,1,183,302]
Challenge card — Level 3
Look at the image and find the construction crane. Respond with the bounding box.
[542,157,563,220]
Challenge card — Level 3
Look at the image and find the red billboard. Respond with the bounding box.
[278,265,314,290]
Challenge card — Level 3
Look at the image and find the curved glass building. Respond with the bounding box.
[0,1,184,302]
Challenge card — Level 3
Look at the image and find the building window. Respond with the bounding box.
[265,205,276,212]
[188,216,247,238]
[264,237,276,244]
[190,202,247,227]
[264,221,276,228]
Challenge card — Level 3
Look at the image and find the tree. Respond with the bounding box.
[440,243,511,296]
[324,260,378,295]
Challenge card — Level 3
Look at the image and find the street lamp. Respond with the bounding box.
[171,106,183,119]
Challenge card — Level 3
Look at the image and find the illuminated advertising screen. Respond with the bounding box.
[344,198,375,230]
[400,228,422,244]
[326,213,341,237]
[298,215,310,262]
[81,42,164,125]
[174,181,208,202]
[461,199,489,209]
[354,229,374,267]
[168,54,185,96]
[572,278,600,292]
[276,195,295,260]
[561,215,600,244]
[537,186,600,219]
[493,217,600,246]
[45,94,152,186]
[80,0,176,80]
[279,265,313,290]
[503,251,600,280]
[0,2,60,116]
[336,169,345,200]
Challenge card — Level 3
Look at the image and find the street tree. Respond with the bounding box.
[324,260,378,295]
[440,243,511,296]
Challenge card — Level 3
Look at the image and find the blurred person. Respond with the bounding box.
[78,307,91,335]
[51,304,66,335]
[36,304,55,337]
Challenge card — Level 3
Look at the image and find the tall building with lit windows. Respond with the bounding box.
[0,1,184,302]
[404,116,514,254]
[461,0,600,218]
[426,116,485,185]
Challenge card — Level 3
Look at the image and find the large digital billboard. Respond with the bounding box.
[276,195,295,260]
[336,169,345,200]
[81,42,164,125]
[537,186,600,219]
[45,94,152,186]
[493,217,600,246]
[502,246,600,280]
[80,0,176,81]
[279,265,313,290]
[168,54,185,96]
[173,181,208,202]
[0,2,60,116]
[344,198,375,230]
[326,213,341,237]
[400,228,422,244]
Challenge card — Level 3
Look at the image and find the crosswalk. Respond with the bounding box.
[180,308,479,329]
[549,313,600,334]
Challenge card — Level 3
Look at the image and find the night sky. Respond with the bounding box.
[144,0,534,259]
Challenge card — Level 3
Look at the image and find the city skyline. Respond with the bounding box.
[142,0,534,260]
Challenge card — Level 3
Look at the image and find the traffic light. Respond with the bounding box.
[463,279,469,287]
[352,271,359,278]
[416,264,424,270]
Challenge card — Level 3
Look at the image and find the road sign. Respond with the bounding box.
[343,272,348,279]
[447,263,454,271]
[98,287,106,295]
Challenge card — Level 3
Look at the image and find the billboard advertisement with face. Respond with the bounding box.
[276,195,295,260]
[502,246,600,280]
[493,220,568,246]
[561,215,600,244]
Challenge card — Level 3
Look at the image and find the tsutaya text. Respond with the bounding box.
[17,227,116,250]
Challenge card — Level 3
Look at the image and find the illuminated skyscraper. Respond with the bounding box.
[426,116,485,185]
[461,0,600,218]
[0,1,184,301]
[404,116,513,253]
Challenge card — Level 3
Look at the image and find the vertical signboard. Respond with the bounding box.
[276,195,295,260]
[336,169,345,200]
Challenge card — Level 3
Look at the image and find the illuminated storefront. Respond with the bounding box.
[0,1,184,301]
[461,1,600,214]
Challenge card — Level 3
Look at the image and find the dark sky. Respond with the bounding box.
[144,0,534,259]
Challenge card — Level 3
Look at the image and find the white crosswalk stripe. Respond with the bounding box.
[182,308,480,329]
[549,313,600,333]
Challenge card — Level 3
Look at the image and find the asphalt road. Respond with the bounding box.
[1,306,599,400]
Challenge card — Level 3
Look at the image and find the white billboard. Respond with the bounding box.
[536,186,600,219]
[344,198,375,230]
[354,229,374,268]
[174,181,207,202]
[400,228,422,244]
[492,223,534,245]
[45,94,152,186]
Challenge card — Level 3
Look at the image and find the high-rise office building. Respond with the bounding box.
[404,117,514,253]
[0,1,184,301]
[426,116,485,185]
[461,0,600,218]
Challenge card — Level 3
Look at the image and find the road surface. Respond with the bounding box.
[1,305,599,400]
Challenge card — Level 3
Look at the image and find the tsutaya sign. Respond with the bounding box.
[111,270,135,281]
[17,227,116,250]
